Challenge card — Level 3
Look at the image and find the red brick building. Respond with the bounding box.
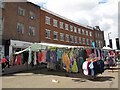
[0,2,105,56]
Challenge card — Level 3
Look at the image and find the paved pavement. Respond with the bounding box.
[1,63,120,88]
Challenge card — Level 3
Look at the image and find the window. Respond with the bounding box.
[96,40,98,47]
[82,38,85,44]
[60,33,64,41]
[70,25,73,32]
[79,37,82,44]
[53,19,58,27]
[66,34,69,42]
[82,29,85,35]
[74,27,77,33]
[86,39,89,45]
[95,33,97,37]
[53,31,58,40]
[86,31,88,36]
[99,41,101,47]
[98,33,99,38]
[18,7,25,16]
[29,26,35,36]
[90,40,92,45]
[65,24,68,30]
[78,28,81,34]
[45,29,51,39]
[75,36,78,43]
[30,11,36,20]
[60,22,64,29]
[45,16,50,25]
[70,35,74,43]
[17,22,24,34]
[90,32,92,36]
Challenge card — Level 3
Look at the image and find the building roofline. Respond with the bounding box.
[27,1,40,8]
[41,7,94,30]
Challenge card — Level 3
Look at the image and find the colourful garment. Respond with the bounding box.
[62,52,70,72]
[46,50,51,62]
[41,51,47,63]
[72,59,78,73]
[38,51,42,63]
[52,51,57,64]
[57,49,63,60]
[86,49,91,56]
[0,57,7,63]
[15,54,22,65]
[89,62,94,76]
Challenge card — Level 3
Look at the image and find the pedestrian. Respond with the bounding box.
[0,56,8,72]
[6,55,10,68]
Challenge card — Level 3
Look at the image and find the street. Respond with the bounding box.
[1,64,119,88]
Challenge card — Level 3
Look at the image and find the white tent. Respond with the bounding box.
[102,46,112,50]
[14,43,80,55]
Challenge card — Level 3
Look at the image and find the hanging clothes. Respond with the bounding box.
[10,53,14,65]
[82,61,88,75]
[69,50,74,67]
[78,49,83,57]
[52,50,57,64]
[41,51,47,63]
[15,54,22,65]
[34,52,37,65]
[89,62,94,77]
[86,49,91,57]
[87,61,91,75]
[72,59,78,73]
[46,50,51,62]
[57,49,63,60]
[62,52,70,72]
[28,47,32,64]
[38,51,42,63]
[82,49,87,61]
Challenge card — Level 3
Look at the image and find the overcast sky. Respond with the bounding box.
[28,0,119,48]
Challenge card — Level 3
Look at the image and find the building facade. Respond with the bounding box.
[1,2,105,56]
[1,2,40,56]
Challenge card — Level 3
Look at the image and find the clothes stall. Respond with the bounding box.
[11,43,118,79]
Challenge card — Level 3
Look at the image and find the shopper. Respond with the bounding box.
[0,56,8,72]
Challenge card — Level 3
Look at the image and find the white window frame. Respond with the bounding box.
[70,35,74,43]
[86,39,89,45]
[70,25,73,32]
[86,31,88,36]
[45,16,51,25]
[79,37,82,44]
[65,24,68,30]
[66,34,69,42]
[45,29,51,39]
[82,38,85,44]
[29,26,35,36]
[53,31,58,40]
[90,32,92,36]
[60,33,64,41]
[53,19,58,27]
[75,36,78,43]
[82,29,85,35]
[18,7,25,16]
[17,22,24,34]
[74,27,77,33]
[78,28,81,34]
[60,21,64,29]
